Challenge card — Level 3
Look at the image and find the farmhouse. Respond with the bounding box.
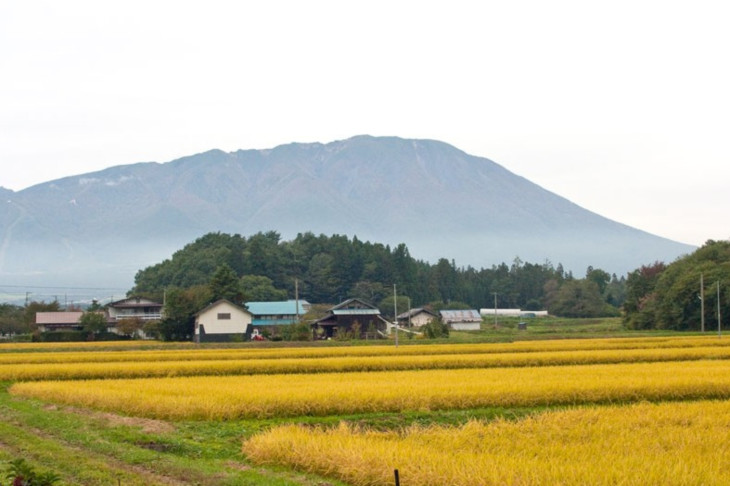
[397,307,438,328]
[107,296,163,323]
[440,309,482,331]
[194,299,253,343]
[313,298,389,339]
[35,311,85,332]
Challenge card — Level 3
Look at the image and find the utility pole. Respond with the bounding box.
[393,284,398,348]
[295,278,300,323]
[407,297,411,328]
[718,280,722,338]
[701,273,705,332]
[493,292,498,327]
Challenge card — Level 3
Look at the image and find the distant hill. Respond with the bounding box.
[0,135,694,292]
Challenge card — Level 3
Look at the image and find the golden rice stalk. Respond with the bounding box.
[5,345,730,381]
[243,399,730,486]
[1,335,727,364]
[11,359,730,419]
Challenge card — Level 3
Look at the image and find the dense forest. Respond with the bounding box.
[623,239,730,331]
[132,231,626,317]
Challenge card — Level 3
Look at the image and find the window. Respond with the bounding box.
[217,313,231,320]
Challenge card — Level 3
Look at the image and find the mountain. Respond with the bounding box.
[0,135,694,293]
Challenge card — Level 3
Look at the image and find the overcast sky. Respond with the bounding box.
[1,0,728,247]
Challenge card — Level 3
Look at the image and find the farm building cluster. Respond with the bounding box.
[35,296,545,342]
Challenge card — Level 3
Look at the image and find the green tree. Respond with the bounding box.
[280,321,312,341]
[240,275,288,301]
[159,285,211,341]
[428,300,473,312]
[80,312,108,336]
[549,280,619,318]
[306,253,342,303]
[350,281,388,304]
[586,266,611,295]
[23,301,61,332]
[209,263,244,303]
[0,304,26,336]
[86,299,103,311]
[378,294,411,320]
[421,316,450,338]
[623,262,666,329]
[647,241,730,330]
[116,317,143,338]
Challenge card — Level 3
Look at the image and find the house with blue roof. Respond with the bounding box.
[246,300,310,337]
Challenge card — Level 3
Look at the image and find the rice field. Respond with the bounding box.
[243,400,730,486]
[2,334,727,363]
[12,358,730,419]
[6,334,730,485]
[4,336,730,381]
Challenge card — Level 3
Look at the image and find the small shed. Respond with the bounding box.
[397,308,438,328]
[194,299,253,343]
[440,309,482,331]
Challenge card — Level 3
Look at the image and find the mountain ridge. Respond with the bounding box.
[0,135,694,289]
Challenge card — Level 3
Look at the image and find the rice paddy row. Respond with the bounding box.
[5,343,730,381]
[0,334,722,362]
[12,359,730,419]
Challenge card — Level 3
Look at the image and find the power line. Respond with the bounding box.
[0,284,127,291]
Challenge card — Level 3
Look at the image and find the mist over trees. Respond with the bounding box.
[132,231,626,319]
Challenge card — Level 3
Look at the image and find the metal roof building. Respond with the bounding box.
[246,300,310,326]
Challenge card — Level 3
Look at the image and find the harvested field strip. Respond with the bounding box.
[6,345,730,381]
[12,360,730,420]
[0,419,187,485]
[0,335,726,364]
[243,399,730,486]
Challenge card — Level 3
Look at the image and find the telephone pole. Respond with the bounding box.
[701,273,705,332]
[493,292,498,327]
[718,280,722,338]
[393,284,398,348]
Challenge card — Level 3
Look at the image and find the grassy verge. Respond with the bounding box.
[0,382,349,485]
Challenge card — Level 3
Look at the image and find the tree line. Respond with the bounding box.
[623,239,730,331]
[131,230,626,317]
[5,233,726,340]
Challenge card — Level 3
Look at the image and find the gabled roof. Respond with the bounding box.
[245,300,310,316]
[397,308,437,319]
[108,296,162,309]
[330,298,380,313]
[36,312,83,325]
[195,299,252,317]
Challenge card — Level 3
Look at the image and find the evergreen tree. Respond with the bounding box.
[209,263,245,304]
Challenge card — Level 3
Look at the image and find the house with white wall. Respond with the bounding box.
[397,308,438,328]
[194,300,253,343]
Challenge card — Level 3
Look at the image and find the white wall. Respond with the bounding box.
[196,301,252,335]
[451,322,481,331]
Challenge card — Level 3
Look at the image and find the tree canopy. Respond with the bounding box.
[131,231,625,319]
[624,240,730,330]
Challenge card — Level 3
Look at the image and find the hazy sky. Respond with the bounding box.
[1,1,728,247]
